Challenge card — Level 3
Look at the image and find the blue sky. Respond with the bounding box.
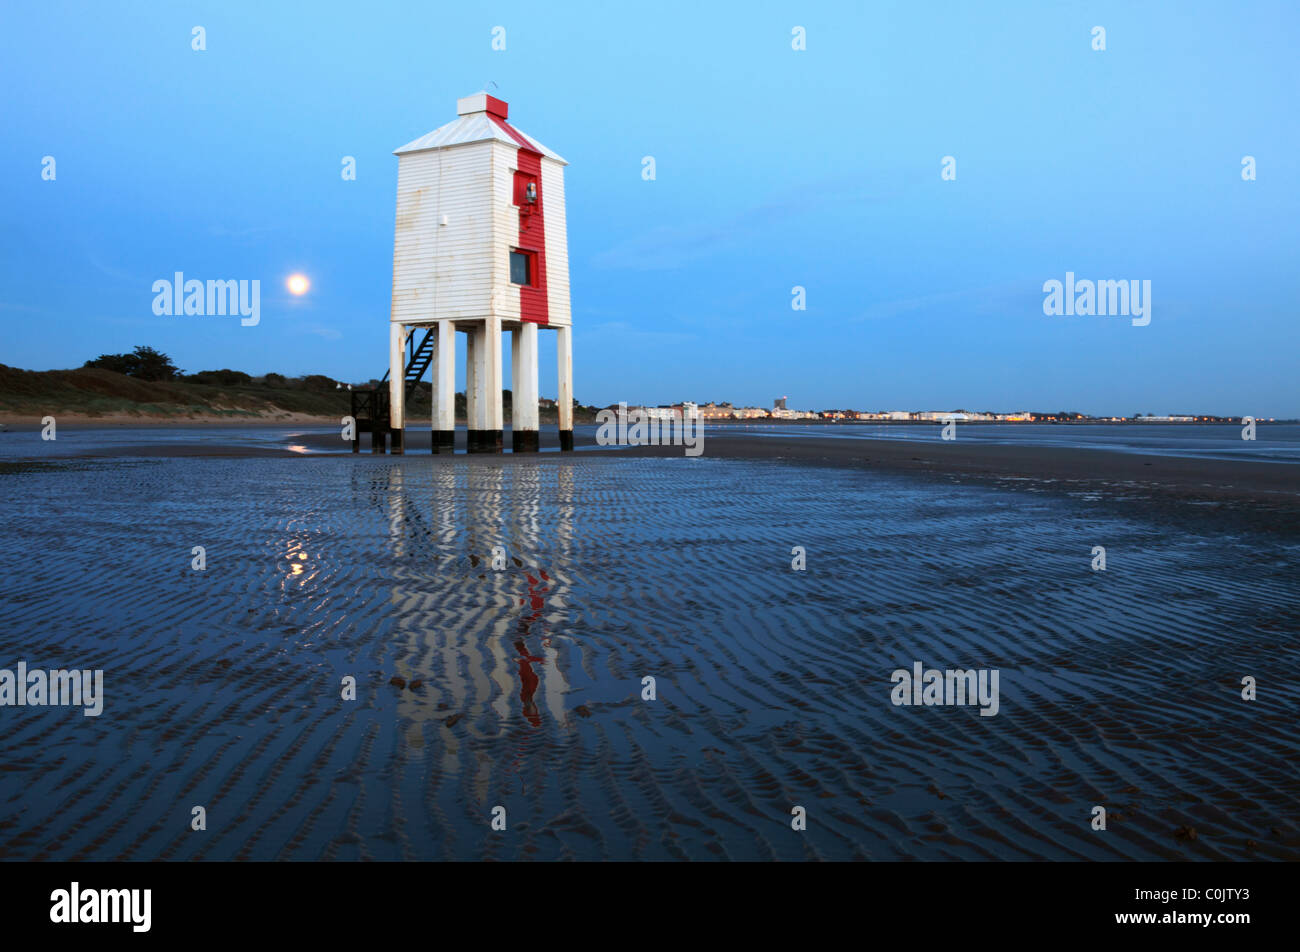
[3,0,1297,416]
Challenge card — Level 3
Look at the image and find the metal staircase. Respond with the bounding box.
[380,327,435,394]
[350,327,436,452]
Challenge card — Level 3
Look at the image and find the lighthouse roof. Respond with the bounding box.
[394,92,567,164]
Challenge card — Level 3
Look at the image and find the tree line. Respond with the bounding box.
[83,346,340,391]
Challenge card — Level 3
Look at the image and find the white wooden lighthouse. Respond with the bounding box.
[388,91,573,453]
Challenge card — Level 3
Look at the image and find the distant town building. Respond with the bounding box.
[669,403,1233,425]
[696,402,734,420]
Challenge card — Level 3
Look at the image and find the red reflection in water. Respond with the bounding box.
[513,570,551,727]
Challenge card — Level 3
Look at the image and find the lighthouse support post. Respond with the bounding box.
[388,322,406,454]
[465,325,481,451]
[431,320,456,453]
[511,323,540,452]
[466,320,505,453]
[556,324,573,451]
[484,316,504,453]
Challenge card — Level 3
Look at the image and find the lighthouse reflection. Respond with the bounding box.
[380,459,577,756]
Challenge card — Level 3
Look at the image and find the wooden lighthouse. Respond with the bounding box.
[385,91,573,454]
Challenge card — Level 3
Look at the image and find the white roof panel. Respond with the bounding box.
[394,111,566,164]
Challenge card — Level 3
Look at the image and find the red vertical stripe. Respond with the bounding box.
[491,116,549,325]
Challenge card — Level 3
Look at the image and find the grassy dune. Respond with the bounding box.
[0,364,352,421]
[0,364,596,424]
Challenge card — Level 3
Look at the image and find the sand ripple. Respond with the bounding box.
[0,456,1296,860]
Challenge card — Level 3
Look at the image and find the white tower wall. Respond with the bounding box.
[391,142,495,324]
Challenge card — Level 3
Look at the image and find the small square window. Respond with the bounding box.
[513,171,538,206]
[510,249,532,286]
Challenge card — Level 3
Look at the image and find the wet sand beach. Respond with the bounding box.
[6,423,1297,513]
[0,428,1296,861]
